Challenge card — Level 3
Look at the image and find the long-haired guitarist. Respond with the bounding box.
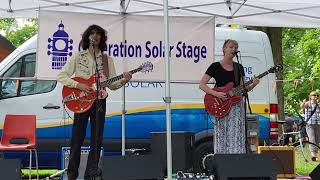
[199,39,259,154]
[57,24,132,180]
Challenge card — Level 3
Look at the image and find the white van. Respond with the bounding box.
[0,27,279,171]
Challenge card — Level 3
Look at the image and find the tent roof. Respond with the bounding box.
[1,0,320,28]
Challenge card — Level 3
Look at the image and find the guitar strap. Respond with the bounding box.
[102,54,109,79]
[233,62,239,86]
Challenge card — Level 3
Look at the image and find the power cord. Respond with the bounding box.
[62,102,74,121]
[203,109,215,126]
[61,102,74,177]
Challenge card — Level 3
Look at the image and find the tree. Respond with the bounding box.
[282,28,320,115]
[249,27,320,118]
[0,18,38,47]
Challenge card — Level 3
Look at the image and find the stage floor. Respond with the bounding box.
[37,175,311,180]
[33,177,311,180]
[168,175,311,180]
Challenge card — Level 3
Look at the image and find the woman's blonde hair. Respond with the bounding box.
[223,39,238,49]
[222,39,238,55]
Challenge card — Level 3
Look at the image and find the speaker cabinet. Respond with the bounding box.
[247,114,259,152]
[257,146,295,178]
[0,159,21,180]
[101,155,163,180]
[310,163,320,180]
[151,131,194,173]
[211,154,276,180]
[61,146,103,180]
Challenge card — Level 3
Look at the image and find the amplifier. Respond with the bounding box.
[101,155,163,180]
[151,131,194,173]
[257,146,295,178]
[61,146,103,180]
[210,154,276,180]
[0,159,21,180]
[247,114,259,153]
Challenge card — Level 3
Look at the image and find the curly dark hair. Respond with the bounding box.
[81,24,107,51]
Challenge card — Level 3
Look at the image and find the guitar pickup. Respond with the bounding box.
[92,84,97,91]
[63,92,77,103]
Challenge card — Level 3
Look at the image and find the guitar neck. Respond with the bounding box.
[232,70,270,95]
[100,67,141,88]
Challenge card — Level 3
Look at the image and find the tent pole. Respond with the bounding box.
[120,0,126,156]
[163,0,172,179]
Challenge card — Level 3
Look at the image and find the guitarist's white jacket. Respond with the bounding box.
[57,50,123,91]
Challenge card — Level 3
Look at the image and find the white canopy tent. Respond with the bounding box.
[1,0,320,27]
[1,1,320,179]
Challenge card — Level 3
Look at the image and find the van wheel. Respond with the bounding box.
[193,141,214,173]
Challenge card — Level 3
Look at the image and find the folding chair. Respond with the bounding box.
[0,114,39,180]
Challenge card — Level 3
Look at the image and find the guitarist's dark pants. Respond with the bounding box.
[67,99,106,180]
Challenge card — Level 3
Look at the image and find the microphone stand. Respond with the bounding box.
[235,52,252,154]
[92,43,101,179]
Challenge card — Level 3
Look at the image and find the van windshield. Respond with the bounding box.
[0,48,21,70]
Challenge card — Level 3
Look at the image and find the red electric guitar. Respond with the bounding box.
[204,64,283,118]
[62,61,153,113]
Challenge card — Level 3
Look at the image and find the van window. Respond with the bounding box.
[0,53,56,99]
[3,60,22,77]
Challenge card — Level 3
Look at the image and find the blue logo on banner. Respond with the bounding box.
[47,21,73,70]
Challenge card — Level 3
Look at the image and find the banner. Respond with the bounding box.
[37,10,214,82]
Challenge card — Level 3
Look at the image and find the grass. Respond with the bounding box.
[295,144,320,175]
[21,169,60,179]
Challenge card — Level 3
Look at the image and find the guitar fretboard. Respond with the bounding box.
[232,70,270,95]
[100,67,142,88]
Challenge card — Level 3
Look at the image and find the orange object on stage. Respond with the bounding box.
[257,146,295,178]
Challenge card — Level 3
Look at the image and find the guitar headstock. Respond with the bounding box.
[139,61,153,73]
[268,64,283,73]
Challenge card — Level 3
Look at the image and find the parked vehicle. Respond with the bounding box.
[0,27,279,172]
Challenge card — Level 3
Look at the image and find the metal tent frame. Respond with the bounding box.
[2,1,320,179]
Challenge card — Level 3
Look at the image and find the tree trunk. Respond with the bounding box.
[249,27,284,121]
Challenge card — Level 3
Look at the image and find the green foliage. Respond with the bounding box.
[0,18,38,47]
[282,28,306,50]
[0,18,17,30]
[282,28,320,115]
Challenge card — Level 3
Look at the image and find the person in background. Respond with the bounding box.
[283,113,297,145]
[300,91,320,161]
[199,39,259,154]
[57,24,132,180]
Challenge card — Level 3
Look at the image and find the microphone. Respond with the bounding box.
[89,35,95,46]
[233,50,240,59]
[233,50,240,55]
